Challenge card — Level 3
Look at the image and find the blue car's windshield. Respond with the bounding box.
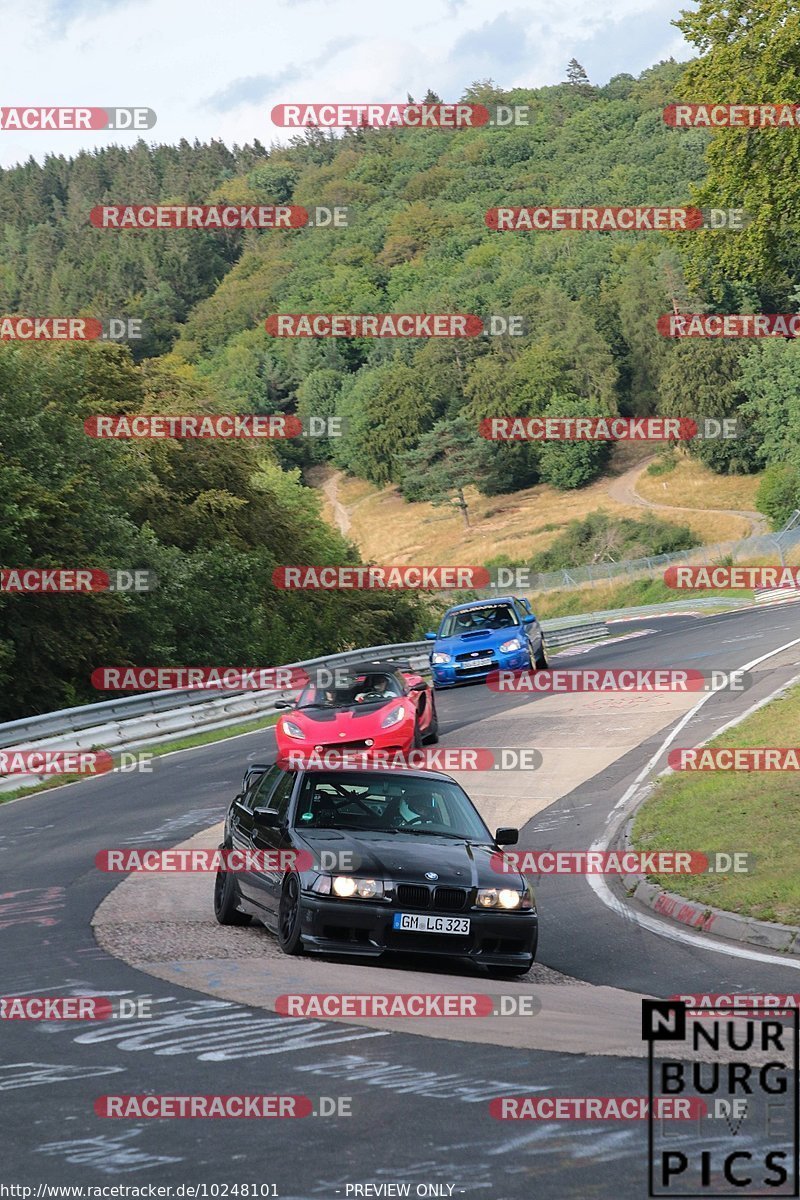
[439,603,518,639]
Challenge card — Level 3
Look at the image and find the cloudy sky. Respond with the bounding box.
[0,0,691,167]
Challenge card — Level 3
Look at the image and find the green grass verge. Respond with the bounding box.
[631,682,800,925]
[0,711,280,805]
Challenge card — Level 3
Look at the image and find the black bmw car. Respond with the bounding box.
[214,764,538,976]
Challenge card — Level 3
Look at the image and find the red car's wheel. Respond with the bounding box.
[423,697,439,744]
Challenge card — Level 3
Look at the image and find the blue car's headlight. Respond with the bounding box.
[499,638,522,653]
[431,653,452,665]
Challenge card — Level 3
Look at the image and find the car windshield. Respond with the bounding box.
[439,604,518,638]
[296,672,402,709]
[293,772,491,841]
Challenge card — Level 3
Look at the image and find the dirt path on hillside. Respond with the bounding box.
[607,455,769,536]
[321,469,351,536]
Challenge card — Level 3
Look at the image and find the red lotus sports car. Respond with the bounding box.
[274,663,438,765]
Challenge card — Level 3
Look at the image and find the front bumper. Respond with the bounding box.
[297,893,538,966]
[431,647,530,687]
[276,726,415,762]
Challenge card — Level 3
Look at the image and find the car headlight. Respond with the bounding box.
[499,638,522,653]
[476,887,524,909]
[431,653,451,665]
[324,875,384,900]
[381,705,407,729]
[281,719,305,739]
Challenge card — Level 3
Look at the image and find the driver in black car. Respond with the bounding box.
[401,789,437,828]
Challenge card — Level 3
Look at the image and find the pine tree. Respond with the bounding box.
[564,59,592,88]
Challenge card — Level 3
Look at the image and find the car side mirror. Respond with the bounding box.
[273,699,293,709]
[252,807,281,828]
[522,614,536,625]
[410,681,427,691]
[424,631,437,641]
[495,827,519,846]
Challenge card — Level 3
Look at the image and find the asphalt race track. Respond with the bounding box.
[2,602,800,1198]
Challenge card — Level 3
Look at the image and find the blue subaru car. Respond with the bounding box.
[425,595,548,689]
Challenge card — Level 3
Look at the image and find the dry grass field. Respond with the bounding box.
[313,445,761,567]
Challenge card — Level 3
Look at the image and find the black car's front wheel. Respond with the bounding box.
[277,873,304,955]
[214,854,251,926]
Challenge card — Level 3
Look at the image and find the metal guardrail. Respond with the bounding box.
[0,594,766,793]
[545,622,609,648]
[0,622,615,792]
[547,597,754,625]
[755,587,800,606]
[473,526,800,594]
[0,642,430,751]
[0,642,435,792]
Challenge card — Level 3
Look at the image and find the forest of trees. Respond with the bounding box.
[2,0,799,717]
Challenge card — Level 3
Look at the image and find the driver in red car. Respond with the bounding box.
[354,674,397,703]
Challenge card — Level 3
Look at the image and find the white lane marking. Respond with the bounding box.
[590,635,800,966]
[701,670,800,743]
[608,635,800,820]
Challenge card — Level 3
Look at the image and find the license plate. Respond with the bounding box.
[459,657,493,669]
[393,913,470,935]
